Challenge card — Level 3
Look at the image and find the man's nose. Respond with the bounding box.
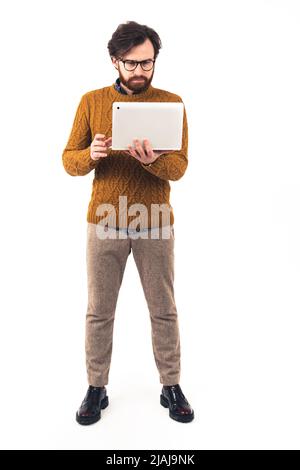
[135,63,145,72]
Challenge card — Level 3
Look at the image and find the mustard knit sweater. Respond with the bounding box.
[62,82,188,229]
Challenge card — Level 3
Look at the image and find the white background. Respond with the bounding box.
[0,0,299,450]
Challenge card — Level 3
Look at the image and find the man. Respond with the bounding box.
[62,21,194,425]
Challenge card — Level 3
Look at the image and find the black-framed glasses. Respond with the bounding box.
[118,58,155,71]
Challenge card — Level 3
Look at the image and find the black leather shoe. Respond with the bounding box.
[76,385,109,425]
[160,384,194,423]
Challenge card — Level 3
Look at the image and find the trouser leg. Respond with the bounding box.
[85,223,131,386]
[130,225,181,386]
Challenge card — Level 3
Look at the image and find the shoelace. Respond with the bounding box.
[85,386,103,404]
[169,385,187,402]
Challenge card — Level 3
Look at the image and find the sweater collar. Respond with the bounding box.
[114,77,128,95]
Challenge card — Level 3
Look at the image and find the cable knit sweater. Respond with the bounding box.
[62,81,188,229]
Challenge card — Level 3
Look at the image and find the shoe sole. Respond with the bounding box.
[160,394,194,423]
[76,395,109,425]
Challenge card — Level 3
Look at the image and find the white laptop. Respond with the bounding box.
[111,102,184,151]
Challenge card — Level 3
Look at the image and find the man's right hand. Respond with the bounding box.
[90,134,112,160]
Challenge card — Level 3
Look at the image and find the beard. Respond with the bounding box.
[118,68,154,94]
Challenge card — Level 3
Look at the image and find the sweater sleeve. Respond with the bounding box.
[140,100,189,181]
[62,93,99,176]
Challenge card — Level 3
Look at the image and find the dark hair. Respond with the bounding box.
[107,21,162,61]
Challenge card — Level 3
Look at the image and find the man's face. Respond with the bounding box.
[112,38,155,95]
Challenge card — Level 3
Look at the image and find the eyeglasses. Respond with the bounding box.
[118,58,155,71]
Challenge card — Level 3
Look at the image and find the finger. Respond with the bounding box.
[93,143,107,150]
[104,137,112,148]
[143,139,154,158]
[94,134,106,141]
[127,145,140,158]
[133,139,146,158]
[92,150,107,155]
[92,151,107,158]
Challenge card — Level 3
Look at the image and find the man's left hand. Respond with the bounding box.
[125,139,166,165]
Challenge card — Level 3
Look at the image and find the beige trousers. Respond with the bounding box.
[85,222,181,387]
